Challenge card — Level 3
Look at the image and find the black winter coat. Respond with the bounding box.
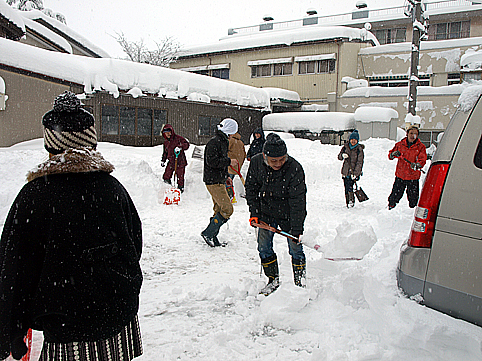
[245,153,307,236]
[0,149,142,359]
[203,129,231,185]
[246,128,265,160]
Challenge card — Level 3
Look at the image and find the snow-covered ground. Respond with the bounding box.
[2,137,482,361]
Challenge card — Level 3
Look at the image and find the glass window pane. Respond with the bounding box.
[283,63,292,75]
[318,60,328,73]
[101,105,118,135]
[251,66,258,78]
[153,109,167,136]
[260,64,271,77]
[199,116,211,136]
[210,117,221,136]
[119,106,135,135]
[329,59,336,73]
[306,61,316,74]
[299,62,307,74]
[137,108,152,136]
[274,63,282,76]
[449,22,461,39]
[436,23,447,40]
[395,28,406,42]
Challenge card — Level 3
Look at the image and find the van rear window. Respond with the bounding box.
[475,134,482,169]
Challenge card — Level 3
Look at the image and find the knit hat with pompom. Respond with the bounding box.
[42,91,97,155]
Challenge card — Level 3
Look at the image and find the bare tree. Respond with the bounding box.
[113,32,181,67]
[8,0,67,24]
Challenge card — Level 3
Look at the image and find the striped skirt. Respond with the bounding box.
[39,316,142,361]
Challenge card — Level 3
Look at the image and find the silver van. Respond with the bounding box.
[397,92,482,326]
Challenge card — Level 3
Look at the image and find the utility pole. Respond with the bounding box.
[407,0,427,116]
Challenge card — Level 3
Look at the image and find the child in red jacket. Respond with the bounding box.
[388,125,427,209]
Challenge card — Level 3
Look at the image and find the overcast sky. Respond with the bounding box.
[43,0,402,58]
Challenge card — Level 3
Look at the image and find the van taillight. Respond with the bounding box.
[408,163,450,248]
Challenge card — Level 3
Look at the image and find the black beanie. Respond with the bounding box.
[42,91,97,155]
[263,133,287,157]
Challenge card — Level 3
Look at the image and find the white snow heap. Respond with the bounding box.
[0,75,5,94]
[354,106,398,123]
[404,113,421,127]
[461,48,482,71]
[263,112,355,133]
[457,83,482,112]
[0,0,25,33]
[263,88,300,102]
[342,76,368,89]
[0,38,271,109]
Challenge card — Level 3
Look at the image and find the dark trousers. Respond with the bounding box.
[163,163,185,187]
[343,176,355,194]
[388,177,420,208]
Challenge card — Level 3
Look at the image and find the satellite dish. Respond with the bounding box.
[364,22,372,30]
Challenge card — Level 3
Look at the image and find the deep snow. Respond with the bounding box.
[2,137,482,361]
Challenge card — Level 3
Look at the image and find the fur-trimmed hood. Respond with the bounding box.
[27,147,114,182]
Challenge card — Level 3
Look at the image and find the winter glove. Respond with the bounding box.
[390,150,401,159]
[174,146,181,153]
[249,217,259,227]
[342,153,349,159]
[11,335,28,360]
[351,174,358,181]
[411,162,422,170]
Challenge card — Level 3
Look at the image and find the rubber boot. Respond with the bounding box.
[347,192,355,208]
[260,254,280,296]
[292,258,306,287]
[201,213,227,247]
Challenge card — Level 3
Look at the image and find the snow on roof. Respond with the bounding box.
[0,38,270,109]
[354,106,398,123]
[263,88,300,102]
[263,112,355,133]
[0,1,25,33]
[360,36,482,55]
[0,75,5,93]
[180,26,378,57]
[21,10,110,58]
[22,15,72,53]
[342,84,465,98]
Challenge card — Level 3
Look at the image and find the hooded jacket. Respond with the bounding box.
[0,148,142,358]
[338,143,365,177]
[228,133,246,175]
[389,137,427,180]
[161,124,190,168]
[246,128,265,160]
[203,129,231,185]
[245,153,307,236]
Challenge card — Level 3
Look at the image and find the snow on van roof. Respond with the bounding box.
[0,38,271,109]
[263,112,355,133]
[180,26,378,57]
[354,106,398,123]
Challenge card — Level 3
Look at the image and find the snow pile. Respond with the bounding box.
[0,38,270,109]
[263,87,300,102]
[342,76,369,89]
[354,106,398,123]
[458,83,482,112]
[461,48,482,70]
[0,1,25,33]
[2,137,482,361]
[263,112,355,132]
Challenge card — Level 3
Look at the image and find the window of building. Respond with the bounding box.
[447,73,461,85]
[273,62,293,76]
[419,130,444,148]
[298,59,335,75]
[211,68,230,79]
[368,74,430,87]
[431,21,470,40]
[463,72,481,82]
[102,105,167,137]
[182,64,230,80]
[374,28,406,45]
[198,115,221,136]
[192,70,209,76]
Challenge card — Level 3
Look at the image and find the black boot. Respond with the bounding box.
[201,213,227,247]
[292,258,306,287]
[260,254,280,295]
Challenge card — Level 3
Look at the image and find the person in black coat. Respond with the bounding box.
[245,133,307,295]
[0,91,143,361]
[201,118,239,247]
[246,128,265,161]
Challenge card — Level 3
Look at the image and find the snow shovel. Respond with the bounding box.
[163,149,181,205]
[251,221,362,261]
[192,145,204,160]
[229,164,245,186]
[354,182,369,202]
[403,157,426,174]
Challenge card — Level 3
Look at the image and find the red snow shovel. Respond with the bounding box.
[163,148,181,205]
[251,221,362,261]
[229,164,245,186]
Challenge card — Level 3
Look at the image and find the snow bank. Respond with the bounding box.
[354,106,398,123]
[263,112,355,132]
